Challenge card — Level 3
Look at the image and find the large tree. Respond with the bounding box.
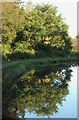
[20,4,72,56]
[2,2,72,59]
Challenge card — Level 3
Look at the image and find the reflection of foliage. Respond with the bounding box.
[3,64,73,118]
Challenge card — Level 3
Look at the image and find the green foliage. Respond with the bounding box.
[2,2,72,59]
[70,38,77,53]
[2,2,25,57]
[2,44,12,58]
[51,36,65,49]
[14,42,35,54]
[8,42,36,59]
[70,36,79,55]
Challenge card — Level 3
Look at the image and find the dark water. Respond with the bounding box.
[2,63,78,119]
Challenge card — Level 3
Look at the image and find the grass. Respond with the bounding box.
[3,54,78,67]
[2,54,79,90]
[3,54,78,74]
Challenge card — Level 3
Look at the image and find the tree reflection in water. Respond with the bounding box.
[2,64,73,119]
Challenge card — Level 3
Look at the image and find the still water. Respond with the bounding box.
[2,63,78,119]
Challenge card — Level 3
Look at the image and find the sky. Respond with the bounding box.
[22,0,78,38]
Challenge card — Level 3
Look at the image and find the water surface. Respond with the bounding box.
[2,63,78,119]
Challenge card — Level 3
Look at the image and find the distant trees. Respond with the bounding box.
[76,34,79,53]
[2,2,73,59]
[70,38,77,53]
[70,37,79,53]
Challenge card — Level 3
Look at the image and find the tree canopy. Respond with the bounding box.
[2,2,73,60]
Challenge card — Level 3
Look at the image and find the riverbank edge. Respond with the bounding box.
[2,55,79,68]
[2,56,79,87]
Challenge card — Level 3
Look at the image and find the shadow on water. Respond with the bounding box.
[2,62,79,119]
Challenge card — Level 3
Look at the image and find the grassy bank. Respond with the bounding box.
[3,54,79,67]
[3,54,79,78]
[2,55,79,91]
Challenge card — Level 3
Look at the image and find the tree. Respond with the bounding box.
[70,38,77,53]
[22,4,72,56]
[2,2,72,59]
[2,2,25,58]
[76,34,79,53]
